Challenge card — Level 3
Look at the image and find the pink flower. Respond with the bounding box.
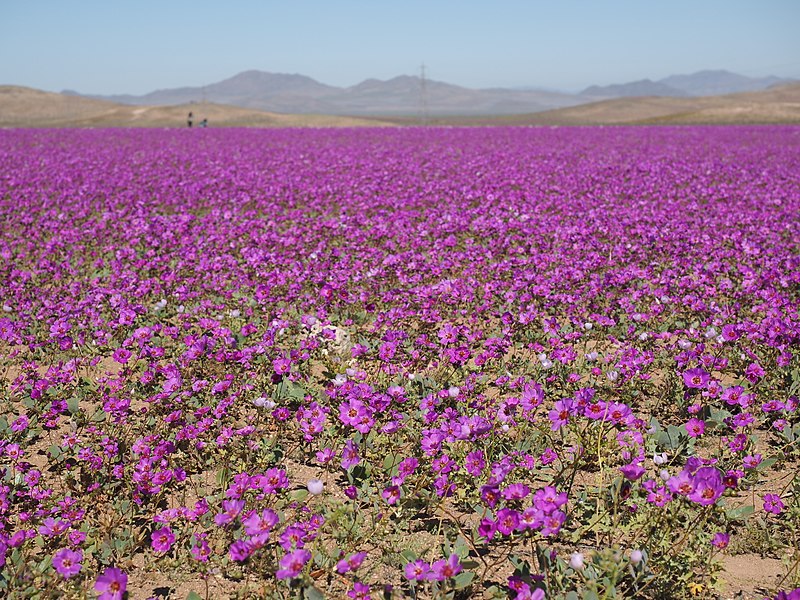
[763,493,784,515]
[685,417,705,438]
[151,526,176,553]
[52,548,82,578]
[430,553,462,580]
[382,485,401,505]
[711,532,730,549]
[337,551,367,574]
[687,467,724,506]
[94,567,127,600]
[404,559,431,581]
[341,439,360,470]
[682,367,710,389]
[276,549,311,579]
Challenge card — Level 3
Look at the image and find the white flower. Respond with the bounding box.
[307,479,324,495]
[569,552,585,570]
[448,386,460,398]
[253,396,275,409]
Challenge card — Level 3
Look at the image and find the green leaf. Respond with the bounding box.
[756,458,777,471]
[67,396,79,415]
[48,444,62,459]
[216,467,231,487]
[726,505,754,521]
[400,549,417,562]
[454,535,470,559]
[453,571,475,590]
[303,586,325,600]
[382,452,403,472]
[289,489,309,502]
[186,592,203,600]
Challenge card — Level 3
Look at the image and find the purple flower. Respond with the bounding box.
[548,398,574,430]
[229,539,253,562]
[52,547,82,578]
[382,485,401,505]
[151,526,176,553]
[242,508,279,535]
[404,559,431,581]
[682,367,710,389]
[337,551,367,574]
[502,483,531,500]
[94,567,127,600]
[341,439,360,470]
[276,549,312,579]
[347,582,371,600]
[214,498,245,526]
[711,532,730,549]
[685,417,705,438]
[533,486,568,514]
[430,554,462,580]
[763,493,785,515]
[495,508,521,536]
[619,462,646,481]
[686,467,724,506]
[540,510,567,537]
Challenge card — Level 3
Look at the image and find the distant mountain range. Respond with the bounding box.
[580,70,788,99]
[63,69,793,116]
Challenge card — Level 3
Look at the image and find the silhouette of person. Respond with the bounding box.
[200,118,208,128]
[187,112,193,127]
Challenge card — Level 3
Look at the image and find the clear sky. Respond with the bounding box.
[1,0,798,94]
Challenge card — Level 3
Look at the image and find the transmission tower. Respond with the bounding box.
[418,63,430,126]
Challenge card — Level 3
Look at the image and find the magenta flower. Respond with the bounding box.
[276,549,312,579]
[404,559,431,581]
[619,462,646,481]
[341,439,360,470]
[540,510,567,537]
[52,547,82,578]
[242,508,280,536]
[711,532,730,549]
[682,367,710,389]
[430,554,462,580]
[229,539,254,562]
[381,485,401,505]
[151,526,176,553]
[336,551,367,574]
[533,486,568,514]
[687,467,724,506]
[685,417,705,438]
[495,508,521,536]
[347,582,371,600]
[94,567,127,600]
[763,493,785,515]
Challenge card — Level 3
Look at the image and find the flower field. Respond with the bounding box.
[1,126,799,599]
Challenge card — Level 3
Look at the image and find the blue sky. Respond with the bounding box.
[1,0,798,94]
